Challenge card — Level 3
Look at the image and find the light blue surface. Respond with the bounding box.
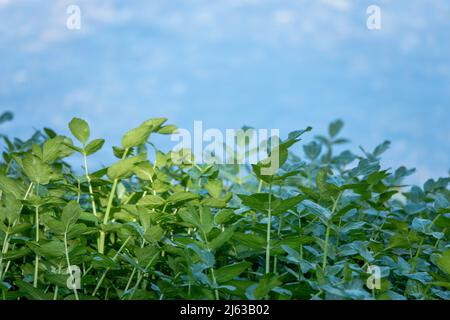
[0,0,449,183]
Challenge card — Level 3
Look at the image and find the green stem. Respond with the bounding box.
[434,228,446,248]
[322,192,342,271]
[411,237,424,273]
[257,180,263,193]
[322,223,331,271]
[124,267,137,295]
[98,148,129,254]
[0,183,33,284]
[92,236,131,297]
[273,215,283,275]
[128,253,158,300]
[53,263,62,300]
[64,231,79,300]
[0,228,10,281]
[83,152,98,218]
[199,207,220,300]
[265,181,273,274]
[33,203,40,288]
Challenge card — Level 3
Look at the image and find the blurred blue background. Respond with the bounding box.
[0,0,449,183]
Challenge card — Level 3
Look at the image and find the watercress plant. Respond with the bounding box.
[0,117,448,300]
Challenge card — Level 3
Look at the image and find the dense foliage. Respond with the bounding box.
[0,117,448,300]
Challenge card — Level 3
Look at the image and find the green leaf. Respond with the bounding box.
[167,192,199,204]
[215,261,252,283]
[107,154,147,180]
[233,233,266,250]
[303,141,322,160]
[436,249,450,275]
[2,248,32,261]
[0,174,25,199]
[17,280,52,300]
[135,245,160,268]
[122,118,167,149]
[85,139,105,156]
[122,124,153,149]
[302,200,332,223]
[273,195,306,215]
[214,209,234,225]
[281,245,302,263]
[205,180,222,199]
[316,168,340,200]
[69,117,90,145]
[238,193,274,213]
[411,218,432,234]
[0,111,13,124]
[199,206,213,234]
[28,240,65,258]
[179,207,201,228]
[133,162,155,181]
[42,136,74,163]
[22,153,53,185]
[373,140,391,157]
[210,228,235,251]
[157,124,177,134]
[201,198,228,208]
[340,221,366,234]
[185,244,215,268]
[144,225,164,243]
[329,119,344,138]
[137,195,165,207]
[61,201,82,229]
[251,275,282,300]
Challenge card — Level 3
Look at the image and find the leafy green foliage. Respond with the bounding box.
[0,117,448,300]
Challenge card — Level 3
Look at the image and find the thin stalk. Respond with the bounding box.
[201,229,219,300]
[128,253,159,300]
[123,239,146,299]
[257,180,263,193]
[0,182,34,281]
[64,231,79,300]
[33,182,41,288]
[411,237,424,273]
[124,267,137,294]
[0,228,10,281]
[237,164,242,185]
[33,205,39,288]
[198,206,219,300]
[83,153,98,218]
[265,181,273,274]
[53,263,62,300]
[76,179,81,203]
[322,192,342,271]
[322,223,331,271]
[4,160,12,175]
[92,236,131,297]
[98,148,129,254]
[273,215,283,275]
[434,228,446,248]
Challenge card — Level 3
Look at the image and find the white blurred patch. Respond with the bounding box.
[171,82,188,95]
[321,0,351,11]
[13,70,28,84]
[0,0,10,7]
[274,10,295,25]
